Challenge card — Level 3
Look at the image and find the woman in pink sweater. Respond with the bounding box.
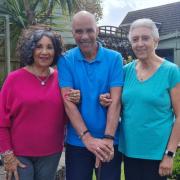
[0,29,79,180]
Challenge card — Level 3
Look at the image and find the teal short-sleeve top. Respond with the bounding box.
[119,60,180,160]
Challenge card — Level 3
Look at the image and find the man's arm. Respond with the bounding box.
[61,88,88,135]
[105,87,122,136]
[96,87,122,166]
[104,53,123,137]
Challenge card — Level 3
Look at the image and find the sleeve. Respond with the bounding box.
[109,52,124,88]
[0,76,13,153]
[169,64,180,90]
[57,55,74,88]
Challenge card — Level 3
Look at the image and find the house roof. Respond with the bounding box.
[120,2,180,36]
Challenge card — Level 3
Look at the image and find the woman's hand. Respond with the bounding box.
[99,93,112,107]
[159,155,174,177]
[64,88,80,104]
[4,153,26,180]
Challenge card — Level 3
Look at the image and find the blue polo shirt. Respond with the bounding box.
[57,44,124,147]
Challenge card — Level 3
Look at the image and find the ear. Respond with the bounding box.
[96,26,99,36]
[72,29,75,38]
[154,38,159,49]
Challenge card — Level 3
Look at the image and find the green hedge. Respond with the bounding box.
[170,148,180,180]
[0,73,4,88]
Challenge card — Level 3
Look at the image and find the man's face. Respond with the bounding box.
[72,16,99,57]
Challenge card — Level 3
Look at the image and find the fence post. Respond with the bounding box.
[5,15,11,73]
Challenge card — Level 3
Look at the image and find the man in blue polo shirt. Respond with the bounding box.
[58,10,124,180]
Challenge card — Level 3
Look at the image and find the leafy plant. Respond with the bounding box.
[169,148,180,180]
[0,72,5,89]
[0,0,103,58]
[0,0,80,55]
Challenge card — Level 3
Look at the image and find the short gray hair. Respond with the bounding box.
[128,18,159,42]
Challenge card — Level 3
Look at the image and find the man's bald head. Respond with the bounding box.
[72,11,97,30]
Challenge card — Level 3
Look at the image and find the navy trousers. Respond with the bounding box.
[124,155,167,180]
[65,144,122,180]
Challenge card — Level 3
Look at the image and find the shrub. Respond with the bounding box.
[0,73,4,89]
[169,148,180,180]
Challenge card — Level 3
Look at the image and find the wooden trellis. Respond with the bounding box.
[98,25,134,59]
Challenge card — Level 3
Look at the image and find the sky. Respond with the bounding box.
[98,0,180,26]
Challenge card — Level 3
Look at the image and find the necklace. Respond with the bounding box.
[34,68,51,86]
[136,61,153,81]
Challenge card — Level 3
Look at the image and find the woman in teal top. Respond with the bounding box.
[100,18,180,180]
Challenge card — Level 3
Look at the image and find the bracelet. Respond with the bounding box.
[104,134,115,140]
[79,130,89,139]
[1,150,13,157]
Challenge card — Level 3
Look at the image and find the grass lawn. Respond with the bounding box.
[92,162,125,180]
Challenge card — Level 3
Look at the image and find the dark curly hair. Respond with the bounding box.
[19,29,63,66]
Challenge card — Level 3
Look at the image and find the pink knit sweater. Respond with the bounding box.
[0,68,66,156]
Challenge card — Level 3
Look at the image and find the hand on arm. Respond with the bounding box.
[99,93,112,107]
[159,83,180,176]
[65,88,81,104]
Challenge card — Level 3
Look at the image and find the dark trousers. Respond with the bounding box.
[124,155,167,180]
[65,144,122,180]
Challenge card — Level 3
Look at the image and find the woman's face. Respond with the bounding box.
[33,36,55,68]
[130,27,158,60]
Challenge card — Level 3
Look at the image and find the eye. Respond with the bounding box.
[132,37,138,43]
[36,44,42,49]
[47,45,54,50]
[142,36,150,41]
[86,28,94,34]
[75,29,83,34]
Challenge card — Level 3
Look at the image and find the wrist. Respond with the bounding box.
[2,151,15,165]
[1,150,13,157]
[82,132,93,144]
[104,134,115,141]
[79,129,89,140]
[164,150,175,158]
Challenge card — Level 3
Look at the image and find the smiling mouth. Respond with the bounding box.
[80,42,91,45]
[39,57,50,60]
[136,50,146,53]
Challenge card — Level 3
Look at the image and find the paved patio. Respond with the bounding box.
[0,166,5,180]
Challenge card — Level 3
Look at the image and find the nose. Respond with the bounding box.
[137,39,144,46]
[41,48,48,54]
[81,31,89,40]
